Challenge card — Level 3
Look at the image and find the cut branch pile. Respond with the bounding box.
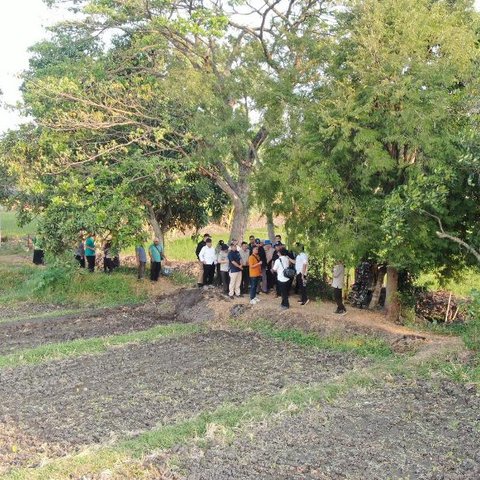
[415,291,469,323]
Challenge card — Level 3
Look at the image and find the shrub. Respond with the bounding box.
[462,289,480,352]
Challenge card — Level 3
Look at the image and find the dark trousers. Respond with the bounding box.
[150,261,161,281]
[86,255,95,272]
[203,264,215,285]
[297,273,307,303]
[220,271,229,293]
[104,257,114,273]
[278,281,290,308]
[75,255,85,268]
[241,268,249,294]
[250,276,260,300]
[33,249,44,265]
[215,263,222,286]
[138,261,146,279]
[334,287,346,312]
[266,269,275,290]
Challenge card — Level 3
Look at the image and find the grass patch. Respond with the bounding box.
[239,320,393,358]
[417,269,480,298]
[169,269,196,287]
[0,209,37,238]
[0,262,152,310]
[0,323,203,369]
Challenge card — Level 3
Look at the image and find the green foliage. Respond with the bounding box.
[463,289,480,351]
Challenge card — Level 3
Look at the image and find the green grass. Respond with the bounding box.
[417,269,480,298]
[164,228,279,261]
[239,320,394,358]
[0,209,37,238]
[0,323,203,369]
[0,262,152,309]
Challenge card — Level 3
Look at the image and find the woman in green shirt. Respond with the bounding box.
[85,233,96,272]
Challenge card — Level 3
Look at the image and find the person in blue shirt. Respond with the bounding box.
[84,233,96,272]
[148,238,168,282]
[227,242,243,298]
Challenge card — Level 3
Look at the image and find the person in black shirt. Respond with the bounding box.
[195,233,210,287]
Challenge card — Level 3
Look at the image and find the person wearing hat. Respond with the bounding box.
[195,233,211,287]
[199,237,216,286]
[227,242,243,298]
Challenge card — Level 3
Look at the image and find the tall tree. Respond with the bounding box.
[265,0,480,320]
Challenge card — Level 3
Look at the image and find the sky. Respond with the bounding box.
[1,0,480,133]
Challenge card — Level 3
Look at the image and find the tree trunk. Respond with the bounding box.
[385,266,400,322]
[266,211,275,243]
[370,265,387,309]
[229,196,248,243]
[146,205,165,246]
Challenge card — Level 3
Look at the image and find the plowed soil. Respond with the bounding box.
[0,331,365,461]
[168,379,480,480]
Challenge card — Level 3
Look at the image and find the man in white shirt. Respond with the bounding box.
[332,260,347,314]
[199,238,217,285]
[295,244,309,305]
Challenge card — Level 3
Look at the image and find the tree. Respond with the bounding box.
[19,0,331,241]
[266,0,480,320]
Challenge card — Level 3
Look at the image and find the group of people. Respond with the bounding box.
[33,229,347,313]
[74,234,120,273]
[195,233,310,310]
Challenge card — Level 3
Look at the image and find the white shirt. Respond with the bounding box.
[273,256,290,283]
[295,252,308,275]
[239,248,250,266]
[199,245,217,265]
[332,264,345,289]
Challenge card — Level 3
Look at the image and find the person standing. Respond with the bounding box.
[272,242,282,297]
[248,245,262,304]
[135,244,147,280]
[85,233,96,272]
[239,241,250,294]
[32,235,45,265]
[295,244,309,305]
[149,238,163,282]
[215,240,225,287]
[75,236,85,268]
[199,237,216,286]
[227,242,243,298]
[332,260,347,314]
[217,243,230,294]
[273,247,293,310]
[248,235,256,254]
[103,241,114,273]
[264,240,275,291]
[195,233,211,287]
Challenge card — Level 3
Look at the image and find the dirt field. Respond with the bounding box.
[171,379,480,480]
[0,284,478,479]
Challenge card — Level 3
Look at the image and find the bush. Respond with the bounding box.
[462,289,480,352]
[27,256,77,294]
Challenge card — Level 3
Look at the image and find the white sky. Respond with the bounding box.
[1,0,480,134]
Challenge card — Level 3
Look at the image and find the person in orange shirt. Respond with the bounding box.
[248,245,263,305]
